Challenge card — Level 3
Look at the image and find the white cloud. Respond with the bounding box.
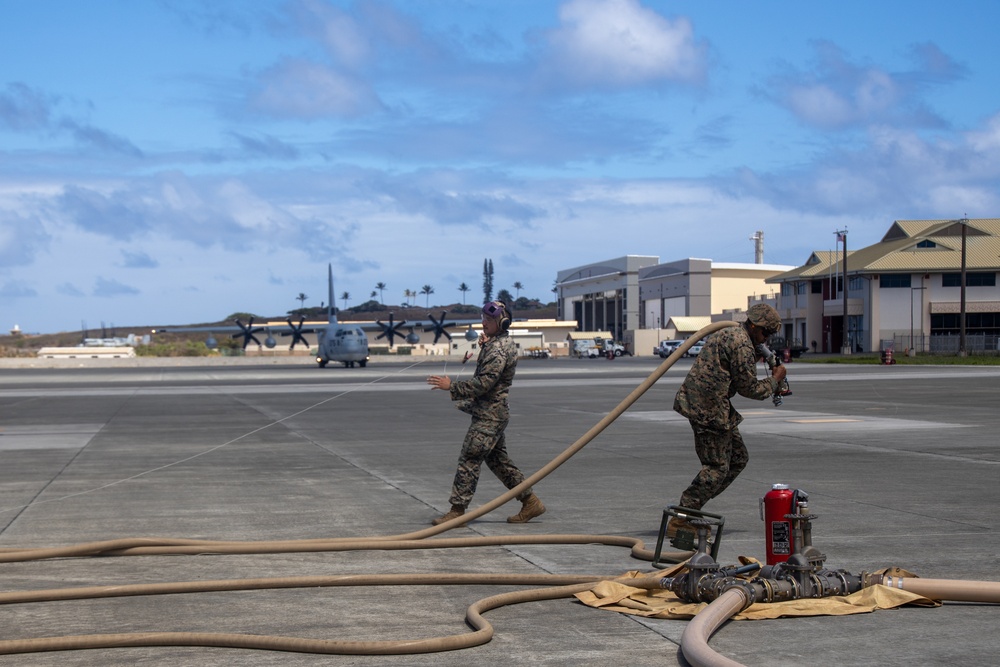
[768,40,959,130]
[0,280,37,298]
[0,82,55,132]
[121,249,158,268]
[541,0,706,88]
[249,58,383,119]
[967,112,1000,152]
[0,212,51,267]
[785,71,901,129]
[94,276,140,297]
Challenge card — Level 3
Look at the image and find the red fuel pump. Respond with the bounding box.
[760,483,802,565]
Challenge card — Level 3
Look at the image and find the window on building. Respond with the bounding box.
[811,280,823,294]
[848,314,865,351]
[796,282,807,295]
[942,272,997,287]
[781,283,793,296]
[848,276,864,291]
[880,274,912,288]
[932,312,1000,336]
[916,239,937,248]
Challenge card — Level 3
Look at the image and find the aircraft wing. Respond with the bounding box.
[154,316,329,350]
[154,312,483,350]
[354,311,482,346]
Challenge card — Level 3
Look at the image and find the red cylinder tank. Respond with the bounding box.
[761,484,794,565]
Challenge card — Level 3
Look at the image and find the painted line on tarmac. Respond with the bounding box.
[620,408,965,433]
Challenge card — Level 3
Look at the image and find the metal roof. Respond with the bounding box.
[769,219,1000,283]
[667,316,713,333]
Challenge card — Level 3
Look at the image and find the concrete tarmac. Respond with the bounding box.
[0,355,998,666]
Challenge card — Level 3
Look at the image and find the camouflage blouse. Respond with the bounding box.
[449,332,518,421]
[673,324,777,430]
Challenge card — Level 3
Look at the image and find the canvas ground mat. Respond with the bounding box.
[575,563,940,620]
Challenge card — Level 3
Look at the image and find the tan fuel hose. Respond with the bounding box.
[0,575,622,656]
[673,577,1000,667]
[680,588,752,667]
[876,576,1000,603]
[0,323,733,656]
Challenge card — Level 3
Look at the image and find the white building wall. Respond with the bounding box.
[875,281,914,339]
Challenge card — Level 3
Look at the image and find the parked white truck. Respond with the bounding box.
[580,338,629,358]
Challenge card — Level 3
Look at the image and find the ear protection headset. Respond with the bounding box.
[482,301,511,331]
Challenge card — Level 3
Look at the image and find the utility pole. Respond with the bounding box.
[959,216,968,357]
[835,228,850,354]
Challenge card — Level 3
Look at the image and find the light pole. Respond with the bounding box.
[834,228,850,354]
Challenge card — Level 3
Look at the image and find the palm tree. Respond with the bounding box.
[375,282,387,304]
[513,281,524,298]
[420,284,434,307]
[340,291,350,310]
[296,292,308,308]
[458,282,470,304]
[403,289,416,306]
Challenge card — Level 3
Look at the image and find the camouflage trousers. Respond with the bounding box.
[448,417,531,508]
[678,421,748,511]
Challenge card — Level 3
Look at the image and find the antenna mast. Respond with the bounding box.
[749,230,764,264]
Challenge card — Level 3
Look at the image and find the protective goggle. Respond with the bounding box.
[482,302,506,318]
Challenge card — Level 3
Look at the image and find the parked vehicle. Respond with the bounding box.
[572,339,600,357]
[688,339,706,356]
[769,336,809,358]
[583,339,630,358]
[655,340,684,358]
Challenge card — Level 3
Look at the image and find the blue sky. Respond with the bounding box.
[2,0,998,334]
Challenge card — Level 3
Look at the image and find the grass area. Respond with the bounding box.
[796,353,1000,365]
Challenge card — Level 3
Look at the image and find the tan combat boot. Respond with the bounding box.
[432,504,466,526]
[507,494,546,523]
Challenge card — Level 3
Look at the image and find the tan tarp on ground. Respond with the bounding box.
[575,562,940,621]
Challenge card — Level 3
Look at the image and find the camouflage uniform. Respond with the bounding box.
[673,323,778,510]
[446,330,531,508]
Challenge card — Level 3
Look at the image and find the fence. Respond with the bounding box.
[891,333,1000,356]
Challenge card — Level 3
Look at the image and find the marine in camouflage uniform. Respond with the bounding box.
[426,302,545,525]
[671,304,785,523]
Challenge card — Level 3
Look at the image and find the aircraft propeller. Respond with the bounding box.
[375,312,407,348]
[282,316,311,350]
[232,317,264,349]
[423,310,456,344]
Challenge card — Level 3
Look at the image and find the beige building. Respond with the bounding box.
[765,218,1000,354]
[556,256,793,356]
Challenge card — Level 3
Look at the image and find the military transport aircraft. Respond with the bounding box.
[154,265,480,368]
